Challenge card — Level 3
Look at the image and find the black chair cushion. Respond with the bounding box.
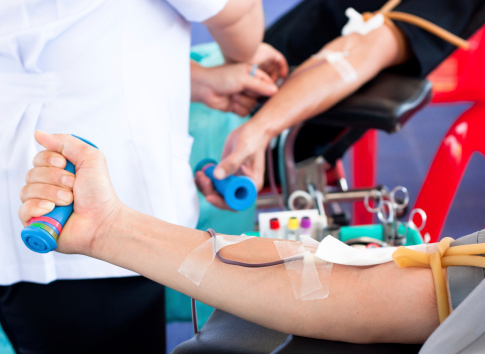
[173,309,422,354]
[308,72,432,133]
[172,310,288,354]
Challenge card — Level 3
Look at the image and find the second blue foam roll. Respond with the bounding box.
[196,159,257,211]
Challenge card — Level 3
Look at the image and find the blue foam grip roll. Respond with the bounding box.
[21,135,98,253]
[196,159,257,211]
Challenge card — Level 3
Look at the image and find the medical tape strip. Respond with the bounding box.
[314,235,430,266]
[274,235,333,301]
[312,50,357,84]
[341,7,384,36]
[178,234,255,286]
[299,236,333,300]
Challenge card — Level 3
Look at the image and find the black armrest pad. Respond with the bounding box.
[274,335,422,354]
[173,310,422,354]
[310,72,432,133]
[172,310,288,354]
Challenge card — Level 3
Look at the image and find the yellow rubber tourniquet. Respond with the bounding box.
[393,237,485,323]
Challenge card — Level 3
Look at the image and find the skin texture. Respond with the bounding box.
[195,24,410,208]
[19,132,440,344]
[203,0,264,63]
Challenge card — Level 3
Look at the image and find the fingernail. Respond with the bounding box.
[50,157,64,168]
[39,201,55,211]
[213,168,226,180]
[268,84,278,93]
[58,190,72,203]
[62,175,75,188]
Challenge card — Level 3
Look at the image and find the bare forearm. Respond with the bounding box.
[251,25,404,141]
[93,205,438,343]
[204,0,264,62]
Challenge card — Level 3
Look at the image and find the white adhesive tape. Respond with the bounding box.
[275,236,333,301]
[313,50,357,83]
[342,8,384,36]
[178,234,254,286]
[314,235,429,266]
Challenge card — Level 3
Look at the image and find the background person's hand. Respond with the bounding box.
[195,122,268,210]
[18,131,123,255]
[251,43,288,82]
[191,61,278,117]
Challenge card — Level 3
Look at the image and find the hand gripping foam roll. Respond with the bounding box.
[195,159,257,211]
[21,135,98,253]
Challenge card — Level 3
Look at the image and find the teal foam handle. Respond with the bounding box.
[340,224,423,246]
[21,135,98,253]
[195,158,257,211]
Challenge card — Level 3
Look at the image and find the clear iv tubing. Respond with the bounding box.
[190,229,304,334]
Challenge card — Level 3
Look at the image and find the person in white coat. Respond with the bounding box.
[0,1,278,352]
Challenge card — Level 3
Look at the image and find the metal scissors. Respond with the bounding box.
[364,186,427,245]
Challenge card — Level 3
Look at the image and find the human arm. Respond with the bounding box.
[196,24,408,197]
[19,132,439,343]
[203,0,264,63]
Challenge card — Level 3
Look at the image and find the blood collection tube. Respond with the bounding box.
[286,217,299,240]
[300,216,312,237]
[269,217,283,239]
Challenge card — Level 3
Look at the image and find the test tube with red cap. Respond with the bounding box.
[268,217,283,239]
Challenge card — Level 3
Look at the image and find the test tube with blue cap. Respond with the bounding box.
[20,135,98,253]
[195,158,257,211]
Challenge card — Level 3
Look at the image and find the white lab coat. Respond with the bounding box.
[0,0,227,285]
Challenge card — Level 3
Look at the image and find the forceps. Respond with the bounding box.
[364,186,427,246]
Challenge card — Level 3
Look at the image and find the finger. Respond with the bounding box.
[213,151,248,180]
[274,52,289,79]
[205,194,232,211]
[25,167,75,189]
[20,182,73,206]
[242,70,278,97]
[195,172,231,210]
[18,199,57,227]
[252,67,276,85]
[195,171,216,196]
[231,94,258,111]
[35,130,98,168]
[33,150,67,169]
[229,102,251,117]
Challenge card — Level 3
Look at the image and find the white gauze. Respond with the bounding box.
[315,235,432,266]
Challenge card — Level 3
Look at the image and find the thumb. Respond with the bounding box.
[213,151,248,180]
[35,130,98,168]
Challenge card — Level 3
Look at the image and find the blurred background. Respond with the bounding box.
[1,1,483,353]
[164,0,485,351]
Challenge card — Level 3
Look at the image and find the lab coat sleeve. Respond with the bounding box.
[167,0,228,23]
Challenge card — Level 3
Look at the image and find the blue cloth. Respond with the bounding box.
[165,42,256,325]
[0,324,14,354]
